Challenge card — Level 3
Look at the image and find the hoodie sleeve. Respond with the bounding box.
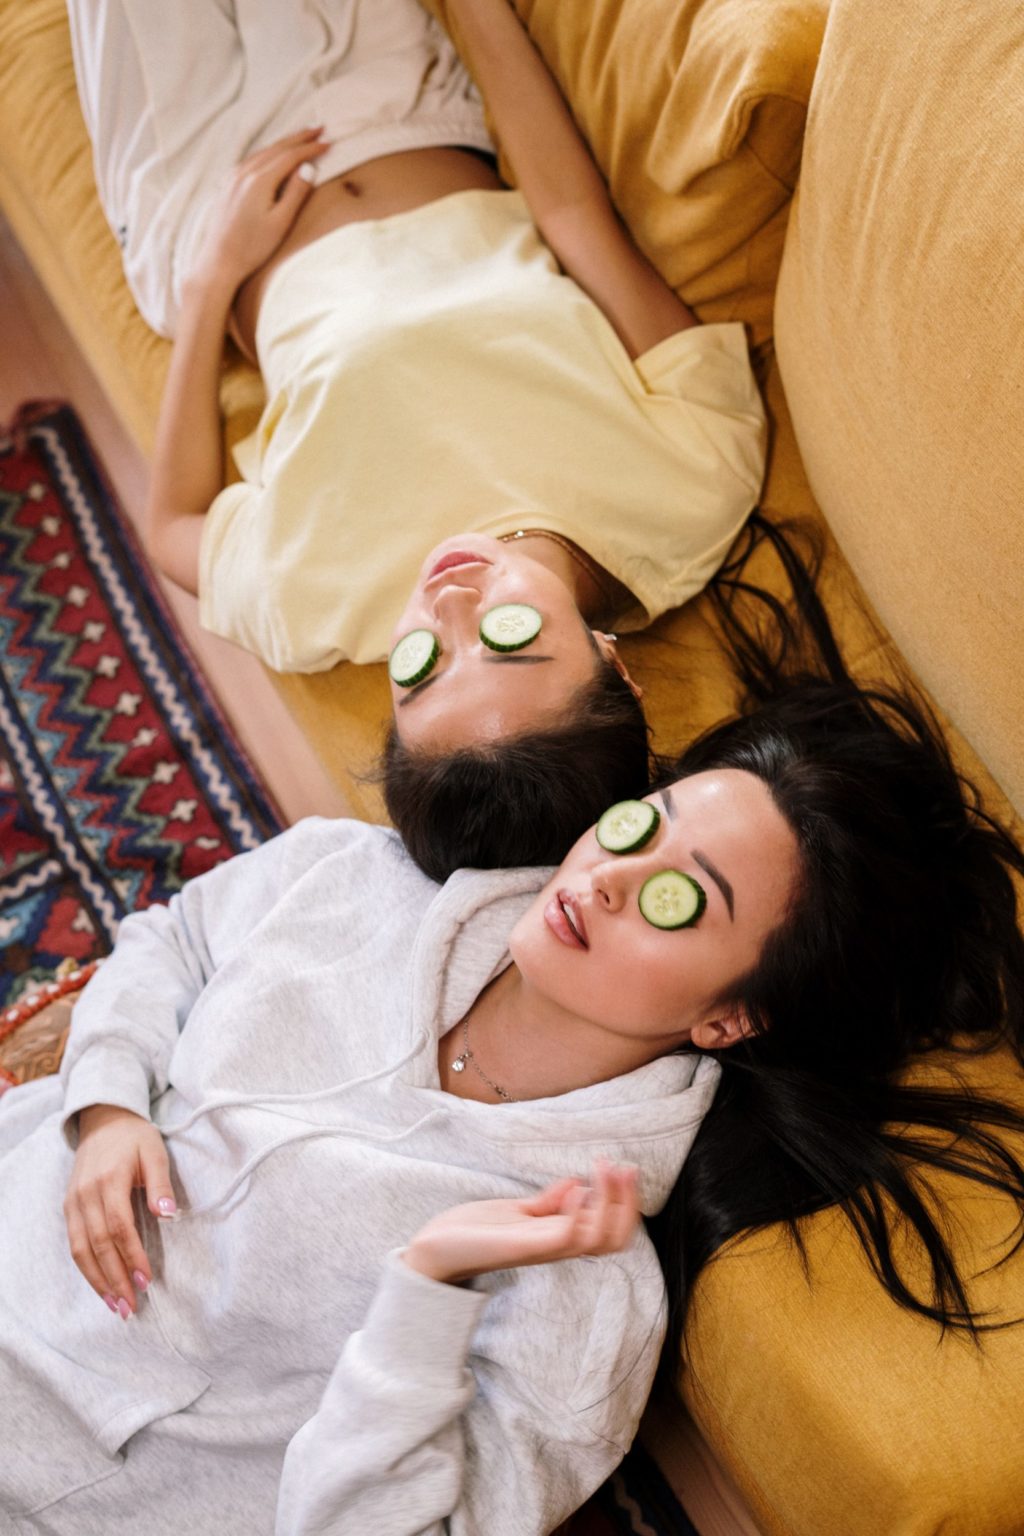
[59,818,381,1143]
[275,1241,666,1536]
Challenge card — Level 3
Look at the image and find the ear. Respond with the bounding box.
[689,1007,755,1052]
[592,631,644,701]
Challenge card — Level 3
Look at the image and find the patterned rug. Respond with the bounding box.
[0,401,283,1012]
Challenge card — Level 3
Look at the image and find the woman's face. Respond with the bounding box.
[388,535,624,750]
[509,769,801,1051]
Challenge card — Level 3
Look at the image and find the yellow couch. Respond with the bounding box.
[2,0,1023,1530]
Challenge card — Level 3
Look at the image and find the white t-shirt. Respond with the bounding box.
[199,189,766,671]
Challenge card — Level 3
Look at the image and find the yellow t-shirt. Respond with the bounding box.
[199,190,766,671]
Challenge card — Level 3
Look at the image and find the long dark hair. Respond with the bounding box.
[382,660,650,883]
[650,517,1024,1365]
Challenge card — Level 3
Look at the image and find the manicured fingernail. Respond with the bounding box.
[116,1297,132,1320]
[297,163,317,185]
[132,1270,149,1292]
[157,1197,177,1219]
[103,1293,119,1314]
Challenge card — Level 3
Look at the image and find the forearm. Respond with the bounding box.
[444,0,610,231]
[276,1253,484,1536]
[443,0,696,354]
[144,274,236,593]
[142,129,327,595]
[276,1245,639,1536]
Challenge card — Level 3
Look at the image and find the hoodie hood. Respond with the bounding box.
[403,864,721,1215]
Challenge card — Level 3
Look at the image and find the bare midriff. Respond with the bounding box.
[230,145,504,362]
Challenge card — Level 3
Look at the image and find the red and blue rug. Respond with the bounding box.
[0,401,283,1008]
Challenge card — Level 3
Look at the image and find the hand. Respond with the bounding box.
[64,1104,178,1317]
[189,128,331,294]
[403,1160,640,1285]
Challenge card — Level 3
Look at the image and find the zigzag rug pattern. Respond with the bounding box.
[0,401,282,1008]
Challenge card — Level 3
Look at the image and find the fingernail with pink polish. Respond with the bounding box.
[116,1297,132,1320]
[156,1197,178,1219]
[103,1293,119,1314]
[132,1270,149,1292]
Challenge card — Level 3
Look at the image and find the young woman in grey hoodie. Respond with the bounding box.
[0,756,794,1534]
[6,609,1024,1532]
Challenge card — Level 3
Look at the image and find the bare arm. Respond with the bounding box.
[144,130,329,594]
[443,0,697,357]
[144,275,235,595]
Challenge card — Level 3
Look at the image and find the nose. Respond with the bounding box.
[431,582,483,641]
[590,857,633,913]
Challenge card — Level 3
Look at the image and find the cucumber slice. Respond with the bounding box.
[638,870,706,930]
[479,603,542,652]
[596,800,661,854]
[388,629,440,687]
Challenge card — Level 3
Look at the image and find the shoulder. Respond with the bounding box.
[275,816,429,885]
[205,817,424,905]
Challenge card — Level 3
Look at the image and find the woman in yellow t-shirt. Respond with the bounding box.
[69,0,766,880]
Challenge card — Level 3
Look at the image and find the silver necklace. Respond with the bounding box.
[451,1016,518,1103]
[498,528,617,610]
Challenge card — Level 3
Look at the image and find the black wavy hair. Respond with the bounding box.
[649,518,1024,1367]
[382,657,650,883]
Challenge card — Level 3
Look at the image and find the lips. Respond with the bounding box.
[544,890,589,950]
[427,551,492,582]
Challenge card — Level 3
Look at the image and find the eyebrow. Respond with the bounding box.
[396,654,554,705]
[396,674,442,707]
[481,654,555,666]
[658,788,676,821]
[691,848,735,921]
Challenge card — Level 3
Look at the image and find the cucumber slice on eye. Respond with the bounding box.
[596,800,661,854]
[638,870,706,930]
[479,603,543,652]
[388,629,440,687]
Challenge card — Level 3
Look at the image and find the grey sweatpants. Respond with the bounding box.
[67,0,492,336]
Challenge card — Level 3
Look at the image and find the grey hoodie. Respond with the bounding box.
[0,818,719,1535]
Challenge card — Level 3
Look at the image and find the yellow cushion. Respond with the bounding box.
[681,1047,1024,1535]
[423,0,829,345]
[775,0,1024,817]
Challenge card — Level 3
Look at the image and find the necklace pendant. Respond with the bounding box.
[452,1054,468,1073]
